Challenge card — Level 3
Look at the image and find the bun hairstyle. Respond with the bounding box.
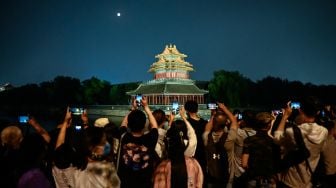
[166,120,188,155]
[165,120,188,188]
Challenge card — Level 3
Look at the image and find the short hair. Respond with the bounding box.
[127,110,146,132]
[213,111,227,129]
[255,112,274,131]
[152,109,166,126]
[184,100,198,113]
[300,96,321,118]
[1,125,23,149]
[242,110,257,128]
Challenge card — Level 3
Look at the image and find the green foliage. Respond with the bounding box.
[1,72,336,115]
[82,77,111,105]
[208,70,252,107]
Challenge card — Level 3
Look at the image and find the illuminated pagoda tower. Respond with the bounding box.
[127,44,208,105]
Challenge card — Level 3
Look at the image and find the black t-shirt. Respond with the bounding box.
[118,127,158,188]
[187,117,207,170]
[242,131,276,179]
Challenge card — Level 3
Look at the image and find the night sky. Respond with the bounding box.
[1,0,336,86]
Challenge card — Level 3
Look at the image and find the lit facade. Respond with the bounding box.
[127,44,208,105]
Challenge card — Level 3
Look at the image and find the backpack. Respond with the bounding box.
[278,125,310,172]
[205,131,229,182]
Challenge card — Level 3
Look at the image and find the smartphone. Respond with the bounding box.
[207,103,218,110]
[75,125,82,131]
[172,101,179,114]
[272,110,282,116]
[320,110,325,117]
[70,107,84,115]
[19,115,29,123]
[237,113,243,120]
[135,94,142,106]
[290,102,301,109]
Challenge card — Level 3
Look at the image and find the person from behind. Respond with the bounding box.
[95,117,120,163]
[241,112,277,188]
[152,109,168,159]
[153,107,203,188]
[274,96,328,187]
[184,100,208,176]
[226,109,256,188]
[117,96,158,188]
[52,108,120,188]
[0,125,23,187]
[17,133,52,188]
[321,119,336,187]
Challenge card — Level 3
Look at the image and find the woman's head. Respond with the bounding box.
[83,126,111,161]
[166,120,188,159]
[1,125,23,149]
[152,109,167,127]
[165,120,189,187]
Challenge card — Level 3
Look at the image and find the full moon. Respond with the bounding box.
[117,12,121,17]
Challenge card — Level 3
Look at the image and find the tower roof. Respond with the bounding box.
[148,44,194,73]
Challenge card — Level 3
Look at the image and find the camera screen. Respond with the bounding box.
[135,94,142,106]
[291,102,300,109]
[19,116,29,123]
[70,108,84,115]
[207,103,217,110]
[272,110,282,116]
[75,125,82,131]
[172,102,179,114]
[237,113,243,120]
[172,102,179,110]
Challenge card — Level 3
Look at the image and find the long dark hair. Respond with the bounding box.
[166,120,188,188]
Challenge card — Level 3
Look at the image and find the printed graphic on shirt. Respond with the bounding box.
[122,142,150,171]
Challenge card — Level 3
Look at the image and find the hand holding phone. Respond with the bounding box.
[19,115,29,124]
[70,107,84,115]
[172,101,179,115]
[207,103,218,110]
[135,94,142,107]
[290,102,300,109]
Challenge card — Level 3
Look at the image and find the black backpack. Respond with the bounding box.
[277,125,310,172]
[205,131,229,182]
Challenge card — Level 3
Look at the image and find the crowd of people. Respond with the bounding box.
[0,96,335,188]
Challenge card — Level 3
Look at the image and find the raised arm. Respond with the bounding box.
[274,102,292,143]
[217,102,238,130]
[81,109,89,128]
[28,117,51,143]
[180,106,197,157]
[203,111,216,146]
[55,107,72,149]
[142,96,158,129]
[120,99,138,127]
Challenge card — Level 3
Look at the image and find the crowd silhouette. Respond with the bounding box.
[1,96,335,188]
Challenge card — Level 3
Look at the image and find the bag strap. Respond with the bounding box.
[244,129,250,137]
[116,132,127,172]
[292,126,313,174]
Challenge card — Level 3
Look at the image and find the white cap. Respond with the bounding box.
[94,118,110,127]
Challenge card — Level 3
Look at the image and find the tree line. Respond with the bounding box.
[1,70,336,117]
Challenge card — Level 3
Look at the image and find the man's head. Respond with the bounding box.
[295,96,321,124]
[300,96,321,118]
[255,112,274,131]
[213,111,228,131]
[127,110,147,133]
[184,100,198,113]
[240,110,256,128]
